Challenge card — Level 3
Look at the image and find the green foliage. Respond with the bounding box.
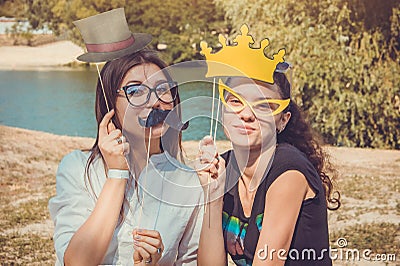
[0,0,33,45]
[20,0,400,148]
[1,198,50,230]
[330,223,399,255]
[25,0,126,39]
[124,0,226,63]
[5,21,34,45]
[24,0,226,64]
[216,0,400,148]
[0,0,27,17]
[0,232,55,263]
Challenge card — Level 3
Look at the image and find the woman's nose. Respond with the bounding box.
[239,105,255,122]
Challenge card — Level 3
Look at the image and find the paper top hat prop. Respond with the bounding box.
[74,8,152,63]
[200,24,285,83]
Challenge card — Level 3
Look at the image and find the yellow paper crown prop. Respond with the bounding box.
[200,24,285,83]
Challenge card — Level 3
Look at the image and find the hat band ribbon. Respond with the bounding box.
[86,36,135,53]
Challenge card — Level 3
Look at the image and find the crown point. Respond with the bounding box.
[234,25,254,45]
[240,24,249,36]
[260,39,270,49]
[277,48,286,58]
[200,24,287,83]
[200,41,211,55]
[218,34,227,47]
[272,48,286,63]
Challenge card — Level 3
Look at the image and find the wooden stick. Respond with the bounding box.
[96,63,110,112]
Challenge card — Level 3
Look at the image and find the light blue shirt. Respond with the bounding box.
[49,150,203,265]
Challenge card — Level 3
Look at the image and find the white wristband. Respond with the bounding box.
[107,169,130,179]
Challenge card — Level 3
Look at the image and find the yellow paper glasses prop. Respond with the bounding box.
[218,79,290,117]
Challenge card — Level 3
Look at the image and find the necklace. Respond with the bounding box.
[240,176,258,193]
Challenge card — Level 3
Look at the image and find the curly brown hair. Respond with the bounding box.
[274,72,341,210]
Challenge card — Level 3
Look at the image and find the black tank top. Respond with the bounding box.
[221,143,332,265]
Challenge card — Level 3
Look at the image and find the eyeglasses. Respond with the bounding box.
[218,79,290,117]
[116,81,178,107]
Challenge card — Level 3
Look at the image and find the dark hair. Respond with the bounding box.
[84,49,184,224]
[274,72,340,210]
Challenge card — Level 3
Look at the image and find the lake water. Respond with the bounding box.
[0,70,225,141]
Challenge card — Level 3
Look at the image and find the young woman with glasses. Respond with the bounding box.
[49,48,202,265]
[48,7,206,265]
[196,68,340,265]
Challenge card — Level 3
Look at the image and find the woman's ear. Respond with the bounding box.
[282,111,291,125]
[278,111,291,133]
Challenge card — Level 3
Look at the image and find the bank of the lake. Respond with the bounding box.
[0,67,226,140]
[0,40,84,70]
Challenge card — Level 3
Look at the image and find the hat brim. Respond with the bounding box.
[77,33,152,63]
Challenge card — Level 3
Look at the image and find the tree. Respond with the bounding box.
[125,0,226,63]
[24,0,226,64]
[20,0,400,148]
[215,0,399,148]
[0,0,27,17]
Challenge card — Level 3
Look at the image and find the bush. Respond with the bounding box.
[215,0,400,148]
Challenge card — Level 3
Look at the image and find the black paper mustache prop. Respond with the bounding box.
[138,108,189,131]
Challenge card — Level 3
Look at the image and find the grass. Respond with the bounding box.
[330,223,399,255]
[337,174,399,206]
[338,175,377,200]
[0,232,55,264]
[1,125,399,265]
[0,198,50,231]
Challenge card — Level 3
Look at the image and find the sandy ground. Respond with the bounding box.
[0,40,84,70]
[0,125,399,265]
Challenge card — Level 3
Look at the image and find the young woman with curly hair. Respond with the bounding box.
[197,70,340,266]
